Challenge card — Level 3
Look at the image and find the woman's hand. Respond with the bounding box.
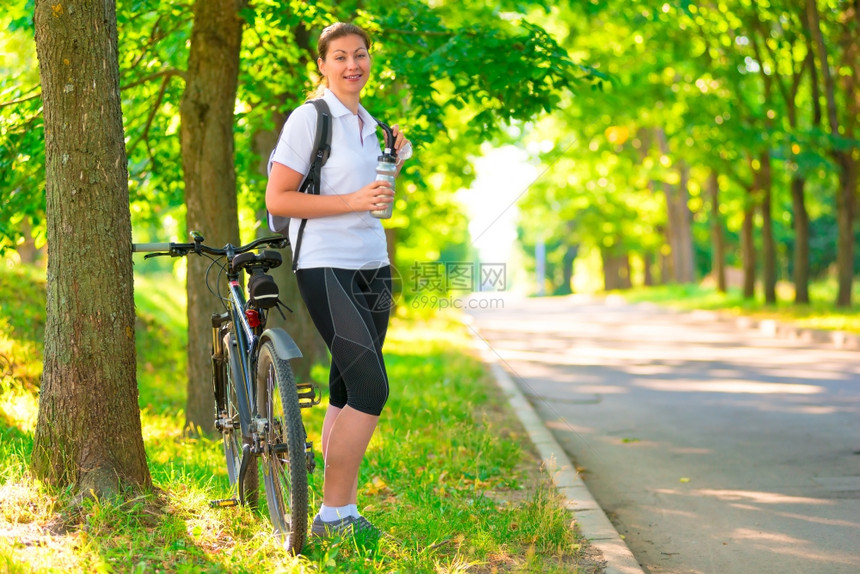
[390,124,412,162]
[347,180,394,212]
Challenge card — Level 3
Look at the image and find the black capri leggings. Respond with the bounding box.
[296,266,392,416]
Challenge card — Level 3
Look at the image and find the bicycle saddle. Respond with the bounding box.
[232,250,283,272]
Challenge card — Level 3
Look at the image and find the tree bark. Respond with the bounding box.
[807,0,855,307]
[759,151,776,304]
[32,0,151,494]
[601,249,619,291]
[655,129,695,283]
[741,190,756,300]
[642,252,654,287]
[601,249,629,291]
[790,174,811,304]
[786,13,821,305]
[15,219,43,266]
[707,170,726,293]
[180,0,246,433]
[560,243,578,294]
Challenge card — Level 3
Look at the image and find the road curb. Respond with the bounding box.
[466,320,645,574]
[623,297,860,351]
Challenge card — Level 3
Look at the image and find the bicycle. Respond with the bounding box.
[133,231,320,554]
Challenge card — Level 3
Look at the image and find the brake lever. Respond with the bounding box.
[143,252,172,260]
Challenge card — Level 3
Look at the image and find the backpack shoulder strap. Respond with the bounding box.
[292,98,332,272]
[308,98,332,168]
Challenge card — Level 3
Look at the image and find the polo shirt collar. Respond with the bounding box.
[322,88,379,141]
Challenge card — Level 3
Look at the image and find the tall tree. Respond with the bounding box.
[807,0,857,308]
[31,0,151,494]
[180,0,246,433]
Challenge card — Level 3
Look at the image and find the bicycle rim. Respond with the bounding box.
[257,340,308,554]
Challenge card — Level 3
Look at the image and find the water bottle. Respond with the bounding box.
[370,151,397,219]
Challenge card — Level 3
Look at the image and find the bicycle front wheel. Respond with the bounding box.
[256,340,308,554]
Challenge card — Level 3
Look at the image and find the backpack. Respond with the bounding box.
[266,99,332,272]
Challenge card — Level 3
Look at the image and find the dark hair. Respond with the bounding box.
[319,22,372,60]
[311,22,372,97]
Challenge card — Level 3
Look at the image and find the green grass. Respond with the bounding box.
[616,279,860,334]
[0,263,598,573]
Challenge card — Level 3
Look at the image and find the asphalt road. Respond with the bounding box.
[466,294,860,574]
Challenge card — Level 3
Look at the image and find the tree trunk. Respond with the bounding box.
[180,0,246,433]
[807,0,855,307]
[741,194,756,300]
[32,0,151,494]
[560,243,578,294]
[790,175,811,304]
[759,151,777,304]
[15,219,42,266]
[601,250,628,291]
[675,161,695,283]
[655,129,695,283]
[620,254,632,289]
[642,252,654,287]
[707,170,726,293]
[601,250,615,291]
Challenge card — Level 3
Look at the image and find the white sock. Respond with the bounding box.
[347,504,360,518]
[318,504,350,522]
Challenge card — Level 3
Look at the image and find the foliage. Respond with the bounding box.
[1,0,598,270]
[0,0,43,254]
[515,0,857,296]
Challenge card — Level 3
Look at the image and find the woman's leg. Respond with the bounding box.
[297,267,391,518]
[321,406,378,506]
[321,404,360,507]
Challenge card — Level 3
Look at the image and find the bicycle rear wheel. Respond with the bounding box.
[220,333,258,505]
[256,340,308,553]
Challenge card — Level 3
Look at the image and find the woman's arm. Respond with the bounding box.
[266,161,394,219]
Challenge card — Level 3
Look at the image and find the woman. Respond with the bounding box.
[265,22,411,538]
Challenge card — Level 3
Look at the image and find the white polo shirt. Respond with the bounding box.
[269,89,389,270]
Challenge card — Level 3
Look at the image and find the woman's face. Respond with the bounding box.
[319,34,371,98]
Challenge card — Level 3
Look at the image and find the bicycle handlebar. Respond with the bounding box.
[132,233,288,259]
[133,242,171,252]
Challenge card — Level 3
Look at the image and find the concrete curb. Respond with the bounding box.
[466,322,645,574]
[705,310,860,350]
[622,296,860,351]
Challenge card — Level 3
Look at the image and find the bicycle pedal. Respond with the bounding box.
[209,498,240,508]
[296,381,321,408]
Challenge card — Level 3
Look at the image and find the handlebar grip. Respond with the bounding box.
[133,243,171,252]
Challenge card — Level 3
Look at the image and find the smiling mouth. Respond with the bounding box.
[345,74,362,80]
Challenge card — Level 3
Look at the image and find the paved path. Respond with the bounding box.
[466,294,860,574]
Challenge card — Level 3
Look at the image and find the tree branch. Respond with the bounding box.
[127,74,171,156]
[0,92,42,109]
[121,68,185,90]
[127,14,166,71]
[749,8,790,108]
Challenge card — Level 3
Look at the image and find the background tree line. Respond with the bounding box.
[516,0,857,307]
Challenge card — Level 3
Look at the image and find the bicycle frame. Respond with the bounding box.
[134,233,311,525]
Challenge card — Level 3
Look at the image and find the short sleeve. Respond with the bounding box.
[270,103,317,176]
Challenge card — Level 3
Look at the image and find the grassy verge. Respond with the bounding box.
[615,280,860,334]
[0,263,600,573]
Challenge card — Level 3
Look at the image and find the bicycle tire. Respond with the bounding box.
[256,340,308,554]
[222,332,259,506]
